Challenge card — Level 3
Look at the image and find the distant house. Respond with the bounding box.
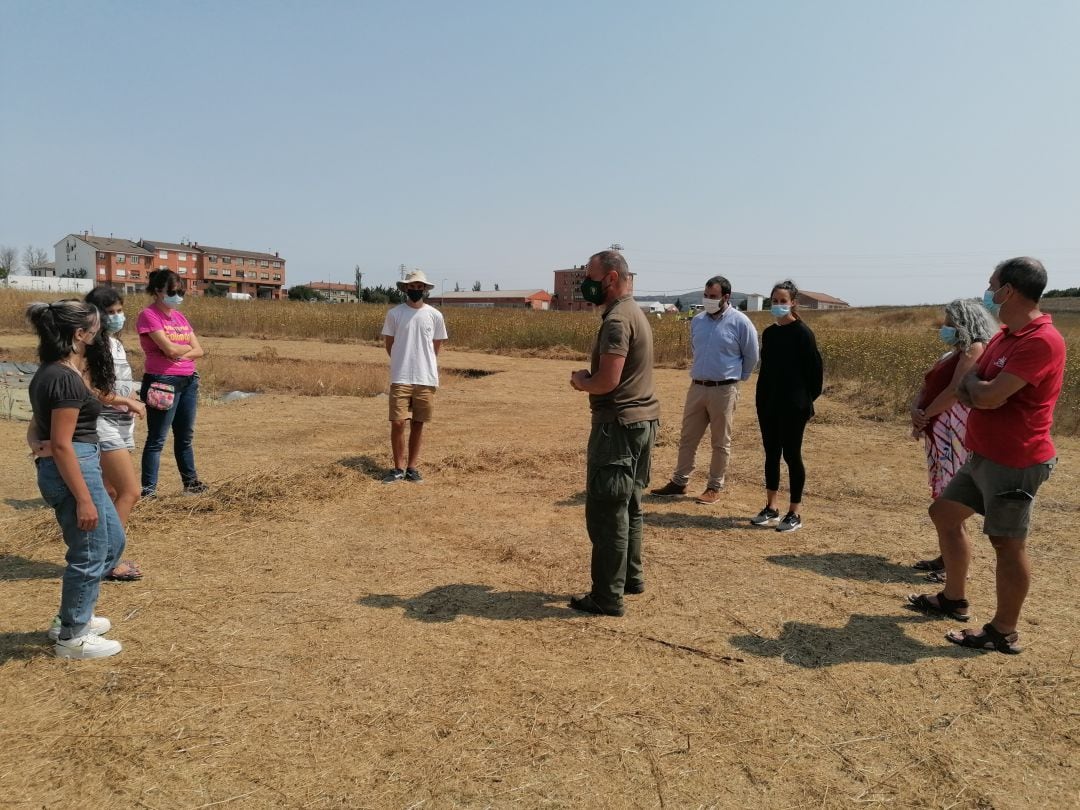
[797,290,850,310]
[29,261,56,277]
[307,281,358,303]
[435,289,552,310]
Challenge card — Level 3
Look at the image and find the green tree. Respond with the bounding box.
[472,281,482,291]
[0,245,17,280]
[288,285,324,301]
[674,298,683,311]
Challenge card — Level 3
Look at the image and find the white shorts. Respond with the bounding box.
[97,415,135,453]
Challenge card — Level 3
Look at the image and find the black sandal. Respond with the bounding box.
[906,592,970,622]
[946,623,1022,655]
[913,555,945,572]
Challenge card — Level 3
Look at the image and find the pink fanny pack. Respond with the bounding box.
[145,382,175,410]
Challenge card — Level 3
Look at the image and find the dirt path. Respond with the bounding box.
[1,337,1076,808]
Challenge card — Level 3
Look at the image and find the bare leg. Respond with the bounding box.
[929,498,975,602]
[390,420,408,470]
[766,489,779,510]
[99,449,140,527]
[407,421,426,469]
[988,536,1030,634]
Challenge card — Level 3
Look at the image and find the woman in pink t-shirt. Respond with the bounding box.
[137,270,207,497]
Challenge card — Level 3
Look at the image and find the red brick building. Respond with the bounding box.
[551,265,636,311]
[54,234,153,291]
[54,234,287,299]
[195,245,286,300]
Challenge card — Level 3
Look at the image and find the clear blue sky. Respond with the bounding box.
[2,1,1078,305]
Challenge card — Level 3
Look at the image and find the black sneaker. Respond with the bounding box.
[382,468,405,483]
[776,512,802,533]
[183,480,209,496]
[750,506,780,526]
[404,468,423,483]
[624,582,645,595]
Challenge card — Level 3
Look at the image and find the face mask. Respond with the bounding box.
[105,313,125,333]
[580,277,606,305]
[982,288,1002,317]
[939,325,958,344]
[164,294,184,308]
[406,289,425,303]
[702,298,722,314]
[771,304,791,319]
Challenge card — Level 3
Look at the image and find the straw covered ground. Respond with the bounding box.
[0,336,1076,809]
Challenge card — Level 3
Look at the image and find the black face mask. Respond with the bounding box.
[406,289,425,302]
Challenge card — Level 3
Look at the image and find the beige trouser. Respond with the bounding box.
[671,383,739,490]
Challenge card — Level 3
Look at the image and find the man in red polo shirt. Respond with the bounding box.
[907,257,1065,654]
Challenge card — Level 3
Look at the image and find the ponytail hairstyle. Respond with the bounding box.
[26,300,115,392]
[147,268,186,297]
[771,279,801,320]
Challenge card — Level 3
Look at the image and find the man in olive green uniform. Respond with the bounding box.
[569,250,661,617]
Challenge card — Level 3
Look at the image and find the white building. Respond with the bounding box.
[4,275,94,294]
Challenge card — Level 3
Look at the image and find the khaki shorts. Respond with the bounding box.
[389,383,436,422]
[940,452,1056,539]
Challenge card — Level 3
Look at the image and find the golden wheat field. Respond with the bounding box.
[0,291,1077,809]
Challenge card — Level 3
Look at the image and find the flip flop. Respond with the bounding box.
[106,560,143,582]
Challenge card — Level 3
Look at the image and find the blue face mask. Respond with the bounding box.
[938,325,958,345]
[163,294,184,308]
[771,304,791,319]
[982,288,1001,316]
[105,313,125,333]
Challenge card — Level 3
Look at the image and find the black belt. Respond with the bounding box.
[693,379,738,387]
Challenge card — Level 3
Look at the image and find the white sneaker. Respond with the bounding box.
[55,633,122,659]
[48,614,111,642]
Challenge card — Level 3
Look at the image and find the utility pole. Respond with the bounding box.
[399,263,407,281]
[355,264,362,302]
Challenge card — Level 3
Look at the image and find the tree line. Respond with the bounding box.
[0,244,51,280]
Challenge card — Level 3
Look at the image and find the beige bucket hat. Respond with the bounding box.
[396,269,435,291]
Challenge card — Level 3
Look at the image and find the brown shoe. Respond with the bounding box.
[695,488,722,505]
[650,481,687,497]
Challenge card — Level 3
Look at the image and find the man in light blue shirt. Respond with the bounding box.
[652,275,760,504]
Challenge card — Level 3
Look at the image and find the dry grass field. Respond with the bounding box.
[0,325,1077,808]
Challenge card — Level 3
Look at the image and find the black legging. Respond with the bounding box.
[758,410,809,504]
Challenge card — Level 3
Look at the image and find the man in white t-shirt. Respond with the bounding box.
[380,270,449,483]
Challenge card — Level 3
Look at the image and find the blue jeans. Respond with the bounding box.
[37,443,126,639]
[141,372,200,495]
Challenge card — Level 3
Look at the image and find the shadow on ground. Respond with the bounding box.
[0,631,49,663]
[767,552,925,584]
[4,497,47,511]
[554,491,586,507]
[0,555,65,581]
[645,512,745,531]
[336,455,387,480]
[731,613,975,668]
[359,584,571,622]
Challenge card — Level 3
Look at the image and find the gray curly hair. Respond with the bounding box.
[944,298,998,350]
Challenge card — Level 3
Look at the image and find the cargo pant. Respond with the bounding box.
[585,419,658,611]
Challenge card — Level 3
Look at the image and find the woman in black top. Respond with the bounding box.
[751,280,824,533]
[26,300,126,660]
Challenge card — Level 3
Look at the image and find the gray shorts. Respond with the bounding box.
[940,452,1056,539]
[97,415,135,453]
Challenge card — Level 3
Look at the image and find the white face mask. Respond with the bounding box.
[702,298,722,314]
